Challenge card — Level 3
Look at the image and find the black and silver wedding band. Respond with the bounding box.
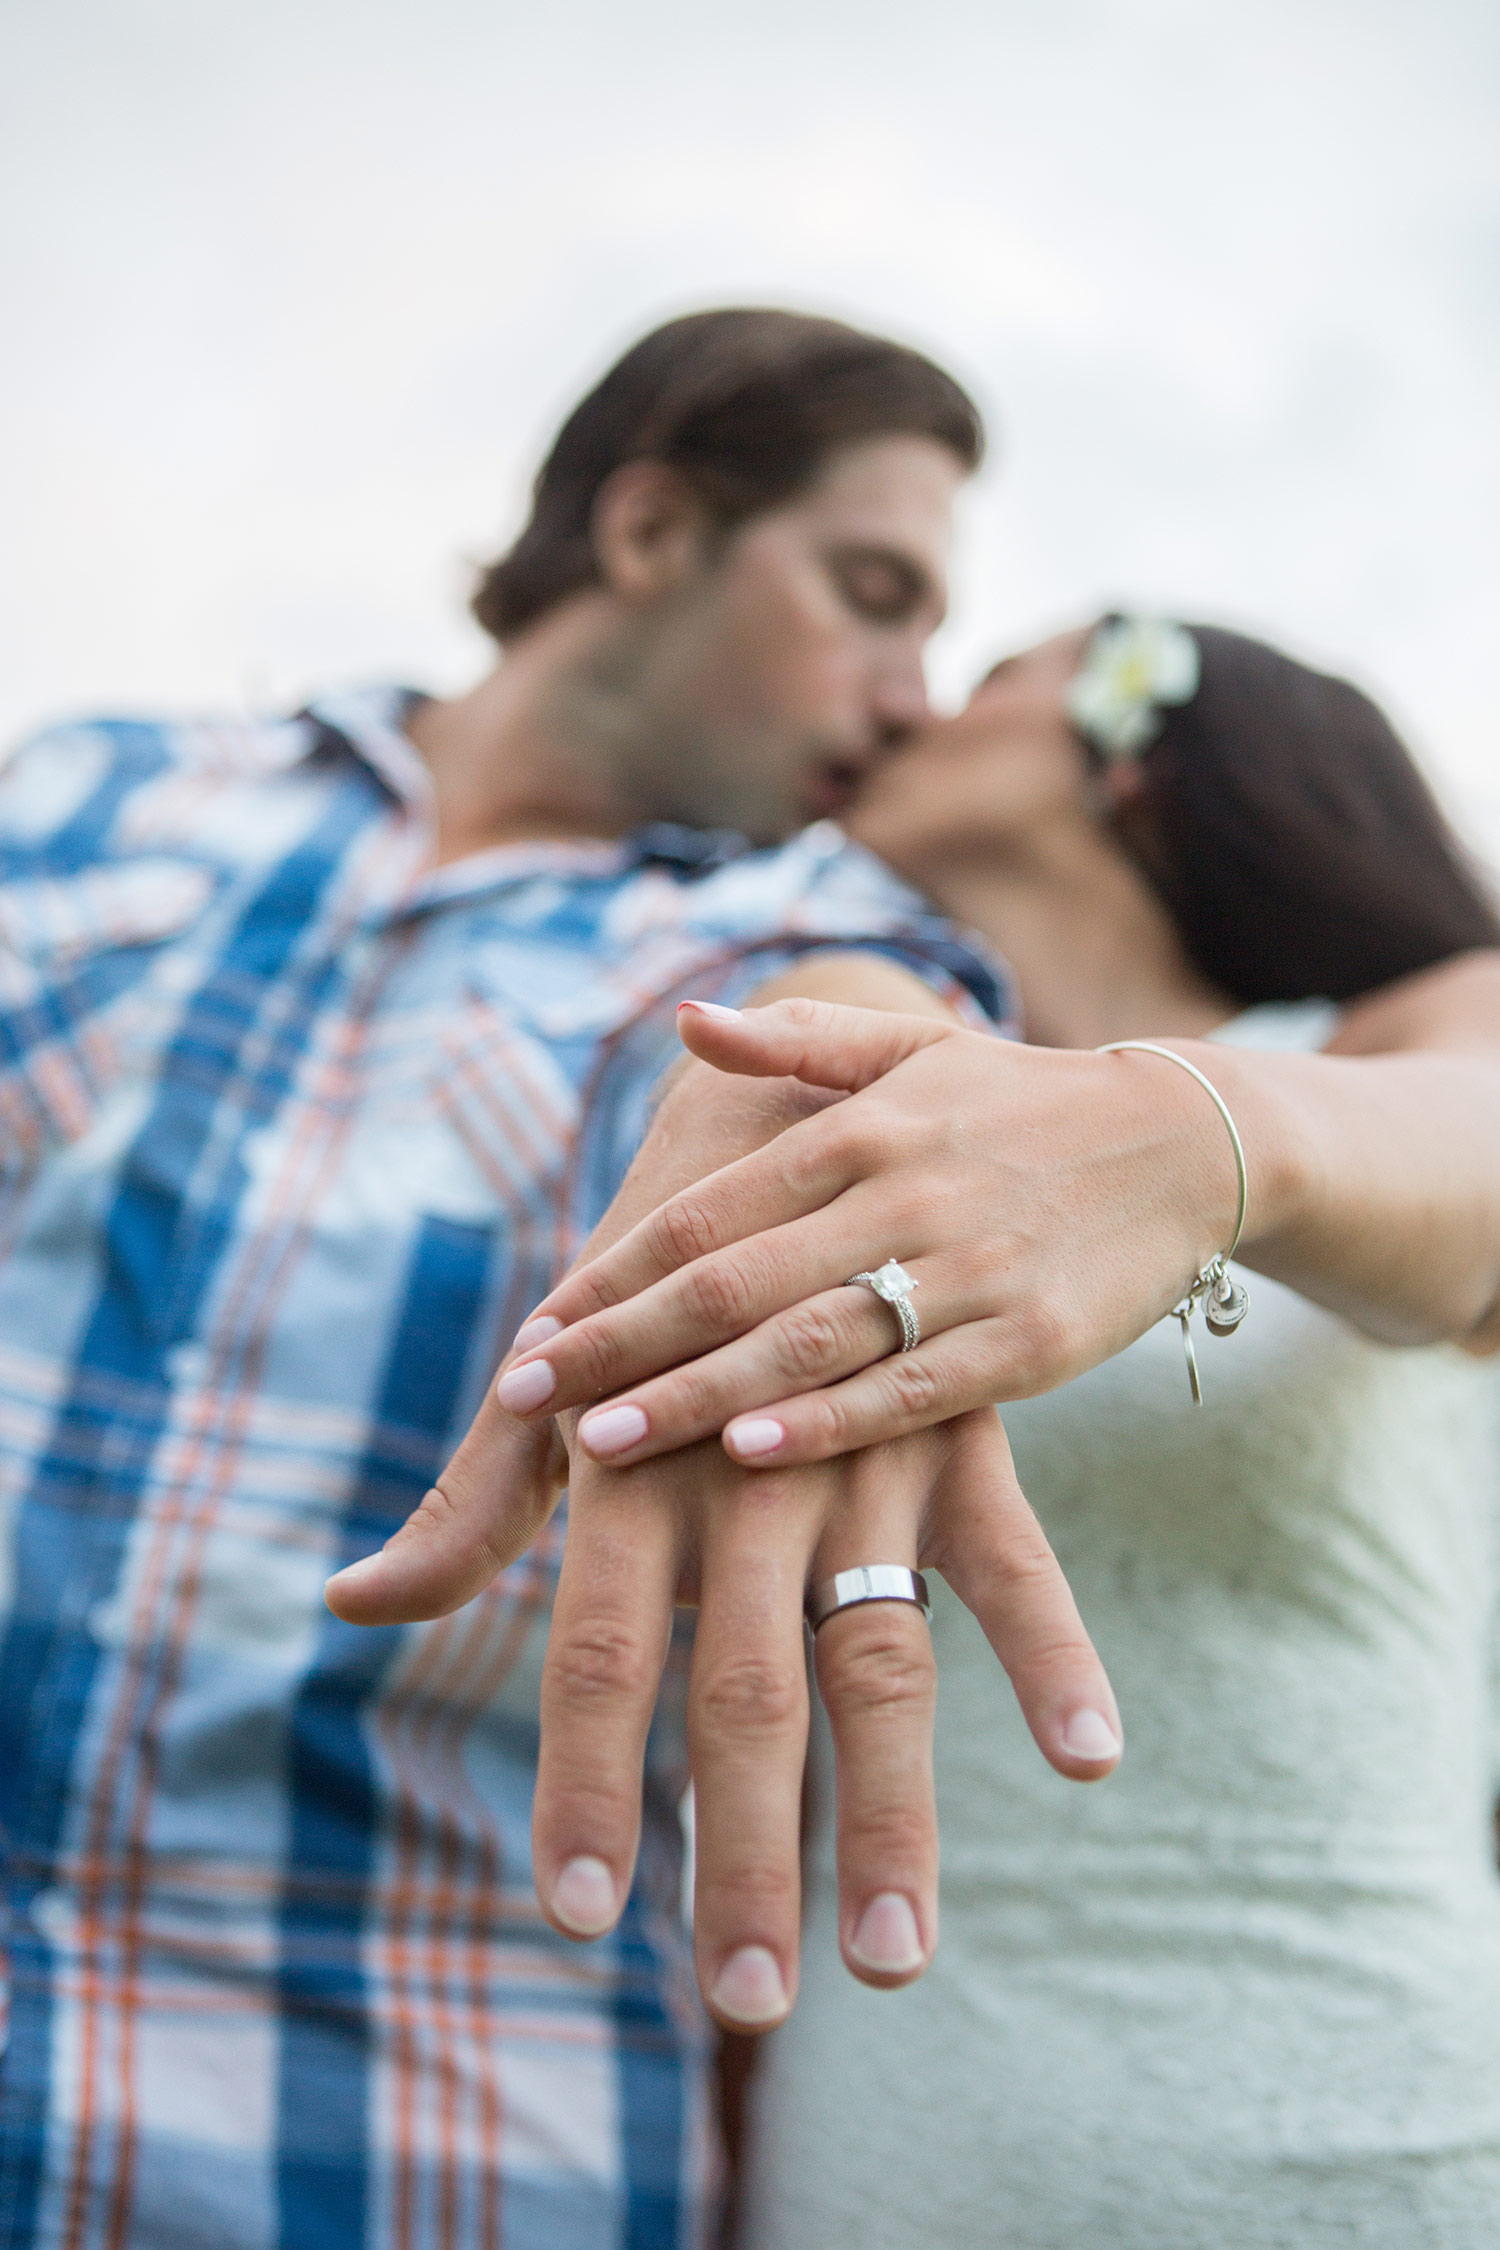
[806,1565,932,1631]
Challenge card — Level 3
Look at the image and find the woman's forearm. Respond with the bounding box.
[487,956,1500,1476]
[1199,1039,1500,1350]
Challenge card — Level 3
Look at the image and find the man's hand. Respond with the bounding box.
[330,1387,1120,2029]
[325,953,1123,2027]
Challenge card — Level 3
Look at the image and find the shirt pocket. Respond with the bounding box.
[0,859,217,1174]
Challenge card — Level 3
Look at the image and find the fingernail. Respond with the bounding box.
[849,1892,925,1975]
[324,1552,381,1598]
[678,1000,743,1021]
[496,1358,557,1413]
[708,1945,789,2025]
[577,1403,648,1457]
[1061,1709,1122,1762]
[551,1855,618,1936]
[726,1417,786,1460]
[513,1314,563,1354]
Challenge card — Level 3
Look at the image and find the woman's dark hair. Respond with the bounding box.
[473,308,984,644]
[1105,623,1500,1004]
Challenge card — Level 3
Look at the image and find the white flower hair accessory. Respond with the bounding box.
[1066,616,1201,762]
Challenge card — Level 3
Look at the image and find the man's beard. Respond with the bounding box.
[548,631,804,847]
[616,720,804,845]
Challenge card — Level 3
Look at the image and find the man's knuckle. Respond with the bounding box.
[697,1856,801,1920]
[692,1652,805,1738]
[819,1627,935,1720]
[548,1618,655,1707]
[1016,1630,1097,1683]
[840,1804,932,1866]
[723,1467,810,1517]
[983,1526,1064,1602]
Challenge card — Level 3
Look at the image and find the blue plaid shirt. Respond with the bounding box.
[0,686,1009,2250]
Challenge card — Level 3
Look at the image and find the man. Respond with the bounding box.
[0,308,1108,2250]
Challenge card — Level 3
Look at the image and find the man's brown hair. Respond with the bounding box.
[472,307,985,645]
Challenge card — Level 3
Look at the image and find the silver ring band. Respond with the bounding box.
[806,1565,932,1631]
[845,1258,921,1351]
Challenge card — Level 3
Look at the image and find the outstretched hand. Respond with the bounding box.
[489,995,1245,1469]
[328,1383,1121,2029]
[325,971,1128,2029]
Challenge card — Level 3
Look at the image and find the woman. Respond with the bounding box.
[523,618,1500,2244]
[741,620,1500,2247]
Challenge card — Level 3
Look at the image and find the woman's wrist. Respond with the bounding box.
[1162,1042,1328,1262]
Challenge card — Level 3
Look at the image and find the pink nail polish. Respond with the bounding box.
[678,1000,743,1021]
[513,1314,563,1354]
[578,1403,649,1457]
[726,1417,786,1460]
[496,1358,557,1413]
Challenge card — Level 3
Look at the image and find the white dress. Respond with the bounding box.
[743,1008,1500,2249]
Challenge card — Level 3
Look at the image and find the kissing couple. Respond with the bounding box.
[6,307,1500,2249]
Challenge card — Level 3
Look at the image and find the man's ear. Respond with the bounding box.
[591,460,713,603]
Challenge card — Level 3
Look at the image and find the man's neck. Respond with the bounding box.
[406,601,640,865]
[913,828,1233,1049]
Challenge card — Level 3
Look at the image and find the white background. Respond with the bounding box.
[3,0,1496,852]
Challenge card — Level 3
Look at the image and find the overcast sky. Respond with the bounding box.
[3,0,1497,849]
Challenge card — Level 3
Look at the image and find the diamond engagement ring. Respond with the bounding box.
[845,1258,921,1351]
[807,1565,932,1631]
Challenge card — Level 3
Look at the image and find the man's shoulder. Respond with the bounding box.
[2,704,313,789]
[0,704,325,872]
[599,821,1015,1030]
[607,821,925,939]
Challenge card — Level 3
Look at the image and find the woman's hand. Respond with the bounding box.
[493,996,1255,1468]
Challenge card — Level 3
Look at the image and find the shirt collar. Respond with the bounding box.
[297,683,435,807]
[287,690,924,928]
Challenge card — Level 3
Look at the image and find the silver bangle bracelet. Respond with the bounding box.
[1097,1039,1251,1405]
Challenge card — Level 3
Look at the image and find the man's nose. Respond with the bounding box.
[869,648,932,745]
